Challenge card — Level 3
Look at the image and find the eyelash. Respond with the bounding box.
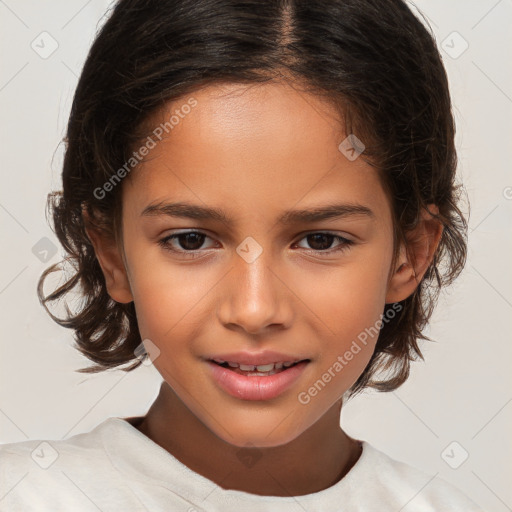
[157,231,354,258]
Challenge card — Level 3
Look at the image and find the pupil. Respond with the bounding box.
[180,233,204,250]
[308,233,333,251]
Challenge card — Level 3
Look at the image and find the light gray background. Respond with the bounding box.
[1,1,511,510]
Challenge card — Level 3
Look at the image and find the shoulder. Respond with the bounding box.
[0,419,130,511]
[0,422,112,473]
[358,441,485,511]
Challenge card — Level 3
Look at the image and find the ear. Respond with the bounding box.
[82,210,134,304]
[385,204,443,304]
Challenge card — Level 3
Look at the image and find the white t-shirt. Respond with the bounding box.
[0,416,484,511]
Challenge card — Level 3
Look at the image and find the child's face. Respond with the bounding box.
[117,81,398,447]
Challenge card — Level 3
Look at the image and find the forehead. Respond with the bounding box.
[123,81,390,224]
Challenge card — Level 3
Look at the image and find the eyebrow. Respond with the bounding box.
[141,201,375,224]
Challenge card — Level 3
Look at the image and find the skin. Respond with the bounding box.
[85,80,443,497]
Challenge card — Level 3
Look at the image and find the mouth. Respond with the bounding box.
[209,358,310,377]
[206,358,311,401]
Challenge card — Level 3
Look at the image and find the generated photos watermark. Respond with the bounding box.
[93,97,198,200]
[297,302,403,405]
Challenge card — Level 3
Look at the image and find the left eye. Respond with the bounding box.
[158,231,354,255]
[294,233,354,254]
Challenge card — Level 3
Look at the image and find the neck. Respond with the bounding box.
[133,381,362,496]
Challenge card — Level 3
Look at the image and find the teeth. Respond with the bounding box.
[256,363,275,372]
[212,358,304,371]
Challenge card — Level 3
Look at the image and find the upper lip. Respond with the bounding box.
[206,350,310,366]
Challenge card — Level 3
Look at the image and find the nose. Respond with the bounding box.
[216,247,293,335]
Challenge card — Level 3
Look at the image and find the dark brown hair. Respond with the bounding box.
[37,0,468,398]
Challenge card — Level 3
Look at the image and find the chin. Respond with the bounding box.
[210,415,308,449]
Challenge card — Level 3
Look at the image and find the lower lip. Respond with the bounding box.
[206,360,309,401]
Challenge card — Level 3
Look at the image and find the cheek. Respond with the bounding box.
[295,255,389,337]
[127,249,209,343]
[292,255,390,391]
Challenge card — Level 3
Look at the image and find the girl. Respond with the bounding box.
[0,0,484,510]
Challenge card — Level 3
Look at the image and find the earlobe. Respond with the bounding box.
[83,212,134,304]
[385,204,443,304]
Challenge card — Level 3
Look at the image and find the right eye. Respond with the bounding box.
[158,231,218,255]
